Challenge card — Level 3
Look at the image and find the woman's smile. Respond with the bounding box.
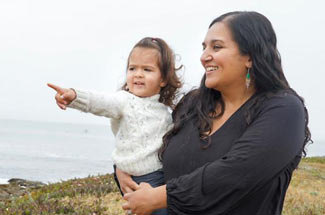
[205,65,219,75]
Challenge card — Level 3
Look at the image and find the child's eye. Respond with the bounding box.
[144,68,152,72]
[128,67,135,71]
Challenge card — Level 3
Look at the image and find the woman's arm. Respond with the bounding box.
[122,183,167,215]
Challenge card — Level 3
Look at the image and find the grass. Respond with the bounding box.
[0,174,124,215]
[1,157,324,215]
[283,157,325,215]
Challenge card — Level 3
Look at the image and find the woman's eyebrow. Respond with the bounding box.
[202,39,224,47]
[210,39,224,44]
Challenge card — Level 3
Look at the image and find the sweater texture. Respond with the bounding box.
[69,89,172,176]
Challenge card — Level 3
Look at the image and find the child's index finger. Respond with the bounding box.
[47,83,64,93]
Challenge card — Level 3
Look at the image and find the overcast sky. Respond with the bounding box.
[1,0,324,142]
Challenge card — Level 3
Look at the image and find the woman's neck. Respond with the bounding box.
[220,86,256,111]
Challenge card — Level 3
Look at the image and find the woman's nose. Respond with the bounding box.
[200,51,212,64]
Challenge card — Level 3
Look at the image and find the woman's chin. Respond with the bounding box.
[205,81,219,90]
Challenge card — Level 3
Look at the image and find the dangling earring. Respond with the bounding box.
[246,68,251,89]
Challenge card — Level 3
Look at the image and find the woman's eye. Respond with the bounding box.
[213,45,222,50]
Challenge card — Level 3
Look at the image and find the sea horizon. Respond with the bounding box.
[1,118,324,184]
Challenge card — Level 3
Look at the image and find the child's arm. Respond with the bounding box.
[48,83,126,119]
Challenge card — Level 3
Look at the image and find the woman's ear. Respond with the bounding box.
[245,56,252,68]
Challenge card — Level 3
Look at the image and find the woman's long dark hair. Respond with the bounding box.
[159,11,312,160]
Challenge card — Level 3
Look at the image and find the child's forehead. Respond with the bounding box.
[131,47,160,56]
[129,47,160,64]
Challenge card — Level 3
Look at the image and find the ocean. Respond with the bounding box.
[0,119,324,184]
[0,119,115,184]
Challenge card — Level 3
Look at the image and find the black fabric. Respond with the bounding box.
[162,92,305,215]
[113,164,124,196]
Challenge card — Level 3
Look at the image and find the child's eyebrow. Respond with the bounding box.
[128,64,156,69]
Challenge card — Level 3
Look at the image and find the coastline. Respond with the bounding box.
[1,119,324,187]
[0,119,115,185]
[0,157,324,215]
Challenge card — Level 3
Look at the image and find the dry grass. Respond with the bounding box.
[283,157,325,215]
[60,192,125,215]
[1,157,324,215]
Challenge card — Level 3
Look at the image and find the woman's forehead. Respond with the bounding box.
[203,22,232,44]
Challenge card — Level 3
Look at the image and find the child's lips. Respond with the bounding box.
[134,82,144,86]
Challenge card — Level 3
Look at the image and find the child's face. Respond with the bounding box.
[126,47,165,98]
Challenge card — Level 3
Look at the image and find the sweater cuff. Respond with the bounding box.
[68,89,90,112]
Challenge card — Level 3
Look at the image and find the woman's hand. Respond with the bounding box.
[115,167,139,194]
[47,83,76,110]
[122,183,167,215]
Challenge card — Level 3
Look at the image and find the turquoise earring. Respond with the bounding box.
[246,68,251,89]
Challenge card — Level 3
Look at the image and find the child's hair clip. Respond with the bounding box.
[151,38,158,43]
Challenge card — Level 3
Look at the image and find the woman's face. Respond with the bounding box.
[200,22,251,91]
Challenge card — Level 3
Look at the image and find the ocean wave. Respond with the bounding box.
[0,178,9,185]
[42,152,113,162]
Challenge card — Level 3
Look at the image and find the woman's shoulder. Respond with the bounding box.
[257,90,305,115]
[264,90,303,106]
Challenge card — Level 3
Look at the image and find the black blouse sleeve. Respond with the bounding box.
[166,94,306,214]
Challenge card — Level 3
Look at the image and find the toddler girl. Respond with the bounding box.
[48,37,182,215]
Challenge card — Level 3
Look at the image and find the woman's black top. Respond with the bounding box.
[163,92,305,215]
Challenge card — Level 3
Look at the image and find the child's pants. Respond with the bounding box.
[131,170,168,215]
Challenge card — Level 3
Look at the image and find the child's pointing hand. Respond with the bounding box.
[47,83,76,110]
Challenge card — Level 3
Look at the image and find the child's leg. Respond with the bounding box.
[132,170,168,215]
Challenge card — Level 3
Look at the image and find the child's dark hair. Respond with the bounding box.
[122,37,183,109]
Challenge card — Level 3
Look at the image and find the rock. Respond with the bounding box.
[8,178,46,189]
[0,189,10,199]
[0,178,46,201]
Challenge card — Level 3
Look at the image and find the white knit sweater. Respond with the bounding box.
[68,89,172,176]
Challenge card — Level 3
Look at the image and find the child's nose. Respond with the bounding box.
[135,70,144,77]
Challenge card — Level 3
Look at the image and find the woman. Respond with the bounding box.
[118,11,311,215]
